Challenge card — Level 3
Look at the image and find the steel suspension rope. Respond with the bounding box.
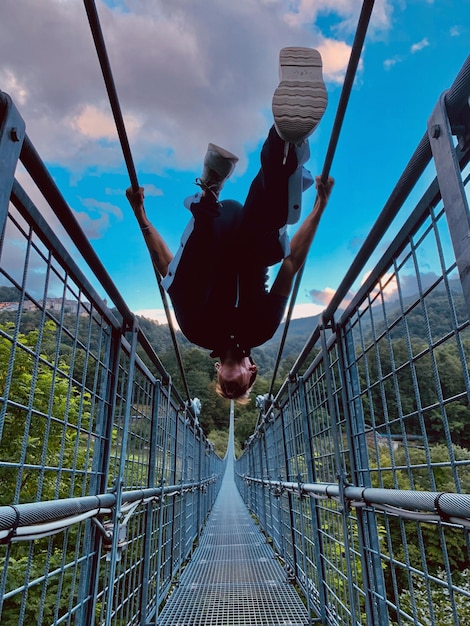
[83,0,191,402]
[268,0,376,399]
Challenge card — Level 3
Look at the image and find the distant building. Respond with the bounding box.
[1,298,89,316]
[0,302,18,312]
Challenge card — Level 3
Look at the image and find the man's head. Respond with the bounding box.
[215,355,258,403]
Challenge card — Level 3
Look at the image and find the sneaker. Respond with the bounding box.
[196,143,239,200]
[272,47,328,144]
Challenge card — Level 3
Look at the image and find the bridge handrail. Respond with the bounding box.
[0,476,220,533]
[240,475,470,524]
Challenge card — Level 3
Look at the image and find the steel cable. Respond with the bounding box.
[268,0,376,399]
[83,0,191,402]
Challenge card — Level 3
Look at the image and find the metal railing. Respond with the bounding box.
[0,91,224,626]
[236,55,470,625]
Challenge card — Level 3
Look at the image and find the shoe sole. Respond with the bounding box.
[272,47,328,144]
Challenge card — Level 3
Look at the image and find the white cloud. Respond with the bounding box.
[410,38,430,53]
[71,104,141,141]
[14,166,70,239]
[134,307,179,327]
[383,36,429,71]
[142,184,164,197]
[309,286,346,307]
[79,197,123,219]
[4,171,99,299]
[0,70,28,106]
[73,197,123,239]
[73,210,111,240]
[284,0,393,34]
[384,57,400,70]
[318,38,356,85]
[0,0,394,177]
[348,235,364,254]
[288,302,324,319]
[306,267,441,315]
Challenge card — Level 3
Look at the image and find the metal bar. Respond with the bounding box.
[103,318,139,626]
[298,375,327,623]
[6,471,463,533]
[140,380,161,626]
[326,54,470,318]
[340,324,390,626]
[78,320,122,626]
[178,408,186,570]
[318,322,362,623]
[258,421,267,531]
[269,0,376,396]
[0,92,25,241]
[261,422,273,536]
[286,381,312,602]
[82,0,191,403]
[19,135,136,322]
[279,402,298,578]
[10,180,122,328]
[427,91,470,315]
[154,384,172,620]
[195,427,204,550]
[321,0,375,182]
[241,478,470,520]
[83,0,139,191]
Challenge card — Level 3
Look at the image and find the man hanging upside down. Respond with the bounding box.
[126,47,334,402]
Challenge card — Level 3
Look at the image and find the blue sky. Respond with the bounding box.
[1,0,469,323]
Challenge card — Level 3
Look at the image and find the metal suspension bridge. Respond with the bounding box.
[0,2,470,625]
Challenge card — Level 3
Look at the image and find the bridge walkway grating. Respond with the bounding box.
[157,442,310,626]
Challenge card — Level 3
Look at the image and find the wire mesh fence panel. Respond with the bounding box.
[340,163,470,626]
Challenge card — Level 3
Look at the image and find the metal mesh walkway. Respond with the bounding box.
[158,414,310,626]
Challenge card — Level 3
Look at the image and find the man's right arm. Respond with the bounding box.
[126,187,174,277]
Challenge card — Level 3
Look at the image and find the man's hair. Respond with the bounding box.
[215,381,251,404]
[215,367,258,404]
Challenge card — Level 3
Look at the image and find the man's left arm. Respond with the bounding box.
[270,176,334,298]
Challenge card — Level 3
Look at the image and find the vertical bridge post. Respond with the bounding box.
[0,92,25,241]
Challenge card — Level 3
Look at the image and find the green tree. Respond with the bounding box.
[0,286,20,302]
[371,442,470,603]
[0,321,94,624]
[0,321,92,505]
[207,429,237,458]
[0,545,78,626]
[397,569,470,625]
